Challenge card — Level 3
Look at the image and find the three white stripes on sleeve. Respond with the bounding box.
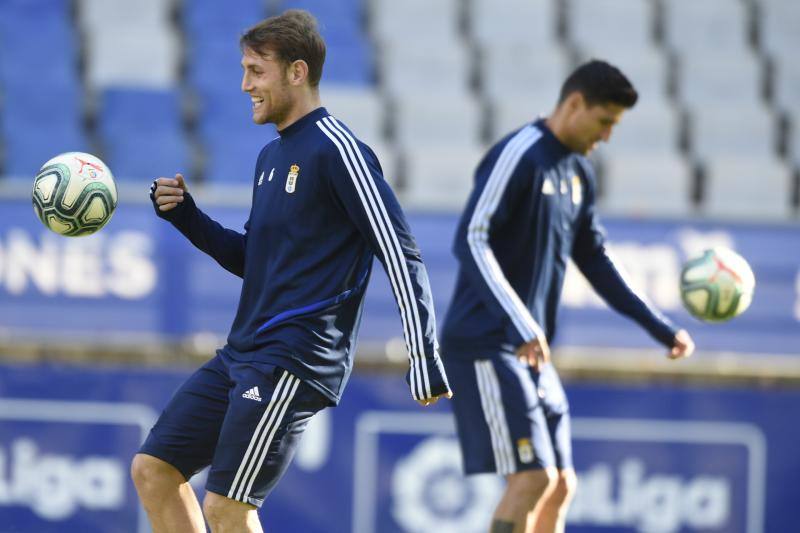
[316,115,432,402]
[466,126,546,343]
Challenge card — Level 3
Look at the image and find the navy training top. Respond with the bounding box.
[152,107,450,404]
[441,119,678,357]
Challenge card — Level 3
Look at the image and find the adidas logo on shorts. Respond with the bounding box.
[242,386,262,402]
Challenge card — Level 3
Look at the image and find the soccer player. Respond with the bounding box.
[440,60,695,533]
[131,10,451,533]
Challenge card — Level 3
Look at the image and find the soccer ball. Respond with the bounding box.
[679,247,755,323]
[32,152,117,237]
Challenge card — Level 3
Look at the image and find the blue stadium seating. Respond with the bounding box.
[1,121,90,178]
[279,0,363,41]
[197,91,279,183]
[0,0,86,176]
[98,89,190,181]
[183,0,266,39]
[323,40,374,85]
[0,8,77,89]
[279,0,373,84]
[187,38,243,99]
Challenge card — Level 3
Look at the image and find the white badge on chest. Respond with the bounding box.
[285,164,300,193]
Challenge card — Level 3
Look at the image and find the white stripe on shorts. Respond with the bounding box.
[228,371,301,503]
[474,360,516,475]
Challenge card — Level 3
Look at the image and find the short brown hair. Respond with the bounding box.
[240,10,326,87]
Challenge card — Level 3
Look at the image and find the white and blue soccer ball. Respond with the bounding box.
[32,152,117,237]
[680,247,755,323]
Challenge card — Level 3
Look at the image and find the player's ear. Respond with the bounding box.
[288,59,309,86]
[566,91,586,113]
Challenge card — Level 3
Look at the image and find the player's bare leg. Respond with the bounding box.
[131,453,206,533]
[531,468,577,533]
[204,491,263,533]
[490,468,557,533]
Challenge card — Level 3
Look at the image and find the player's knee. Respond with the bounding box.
[203,491,257,531]
[548,469,578,508]
[506,467,558,507]
[131,454,182,498]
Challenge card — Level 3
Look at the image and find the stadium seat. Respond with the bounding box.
[471,0,556,49]
[771,55,800,115]
[702,156,793,220]
[663,0,750,57]
[0,10,78,90]
[1,80,88,177]
[480,42,570,102]
[600,99,681,157]
[401,145,483,212]
[393,92,483,149]
[371,0,460,47]
[85,26,180,88]
[1,124,90,178]
[689,105,776,160]
[78,0,174,31]
[568,0,654,58]
[678,54,764,110]
[280,0,363,39]
[98,89,190,181]
[321,86,385,147]
[789,114,800,168]
[757,0,800,59]
[601,154,694,218]
[183,0,266,38]
[490,96,554,142]
[186,38,242,98]
[379,40,470,97]
[323,40,374,86]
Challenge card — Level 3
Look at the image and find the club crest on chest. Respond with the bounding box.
[286,164,300,193]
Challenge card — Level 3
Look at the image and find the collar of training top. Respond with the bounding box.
[278,106,329,139]
[534,118,572,158]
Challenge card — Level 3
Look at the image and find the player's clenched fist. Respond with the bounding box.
[516,336,551,370]
[150,173,187,212]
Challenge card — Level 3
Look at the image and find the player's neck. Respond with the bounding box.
[276,92,322,131]
[544,115,569,150]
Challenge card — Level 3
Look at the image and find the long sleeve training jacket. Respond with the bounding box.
[442,119,677,357]
[153,107,450,404]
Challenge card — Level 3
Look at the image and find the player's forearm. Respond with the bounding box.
[155,193,247,277]
[580,252,677,346]
[398,259,452,401]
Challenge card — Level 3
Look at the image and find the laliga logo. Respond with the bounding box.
[75,156,103,180]
[391,437,503,533]
[569,458,731,533]
[0,438,125,520]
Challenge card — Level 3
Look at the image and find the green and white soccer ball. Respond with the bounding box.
[32,152,117,237]
[680,247,755,323]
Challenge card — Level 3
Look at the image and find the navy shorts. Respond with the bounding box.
[443,350,573,475]
[139,351,328,507]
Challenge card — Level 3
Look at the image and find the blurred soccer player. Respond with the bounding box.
[131,10,451,533]
[440,60,695,533]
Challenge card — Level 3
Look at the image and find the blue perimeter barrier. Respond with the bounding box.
[0,361,798,532]
[0,198,798,355]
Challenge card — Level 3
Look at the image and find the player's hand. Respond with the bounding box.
[516,336,551,370]
[668,329,695,360]
[151,173,188,212]
[416,390,453,407]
